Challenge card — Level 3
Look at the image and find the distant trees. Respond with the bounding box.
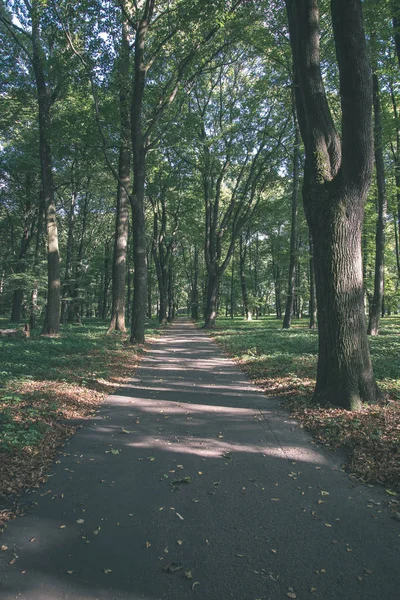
[1,0,400,409]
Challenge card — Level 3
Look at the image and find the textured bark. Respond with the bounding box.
[204,273,219,329]
[368,74,387,336]
[286,0,378,409]
[130,3,154,344]
[32,2,60,335]
[283,110,300,329]
[108,17,130,334]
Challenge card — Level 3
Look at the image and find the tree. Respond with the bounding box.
[108,12,131,334]
[285,0,379,409]
[282,98,300,329]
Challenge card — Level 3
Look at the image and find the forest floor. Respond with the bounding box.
[210,315,400,495]
[0,319,159,529]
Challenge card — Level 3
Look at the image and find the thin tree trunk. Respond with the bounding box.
[61,191,76,324]
[230,247,235,319]
[108,16,130,334]
[239,233,251,320]
[368,73,387,335]
[283,109,300,329]
[309,235,317,329]
[191,247,199,320]
[73,191,89,323]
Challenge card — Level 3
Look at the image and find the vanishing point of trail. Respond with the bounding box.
[0,319,398,599]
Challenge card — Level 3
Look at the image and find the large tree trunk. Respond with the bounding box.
[283,110,300,329]
[368,74,387,335]
[32,2,60,335]
[286,0,378,409]
[108,16,130,334]
[204,272,219,329]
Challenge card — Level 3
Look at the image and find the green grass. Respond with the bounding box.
[207,315,400,489]
[208,315,400,400]
[0,318,160,505]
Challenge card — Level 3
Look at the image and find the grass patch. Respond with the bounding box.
[0,318,159,526]
[208,315,400,491]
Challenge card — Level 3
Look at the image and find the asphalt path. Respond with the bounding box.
[0,319,399,600]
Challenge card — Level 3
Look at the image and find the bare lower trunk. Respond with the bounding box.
[239,234,251,320]
[203,273,219,329]
[61,192,76,324]
[108,148,129,333]
[368,73,387,335]
[190,247,199,320]
[311,192,377,409]
[283,106,300,329]
[108,16,130,334]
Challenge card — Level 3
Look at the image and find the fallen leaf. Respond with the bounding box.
[29,538,35,543]
[176,512,184,521]
[66,570,74,575]
[271,498,280,502]
[59,525,66,529]
[177,540,183,546]
[1,545,8,551]
[93,527,101,535]
[147,456,156,462]
[185,570,193,579]
[321,491,329,496]
[76,519,85,524]
[386,489,397,496]
[103,568,112,574]
[121,428,130,434]
[271,549,277,554]
[192,581,200,590]
[163,562,184,573]
[110,449,120,455]
[324,523,332,528]
[198,471,203,475]
[145,541,151,548]
[287,594,296,599]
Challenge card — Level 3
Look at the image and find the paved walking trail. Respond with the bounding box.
[0,319,399,600]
